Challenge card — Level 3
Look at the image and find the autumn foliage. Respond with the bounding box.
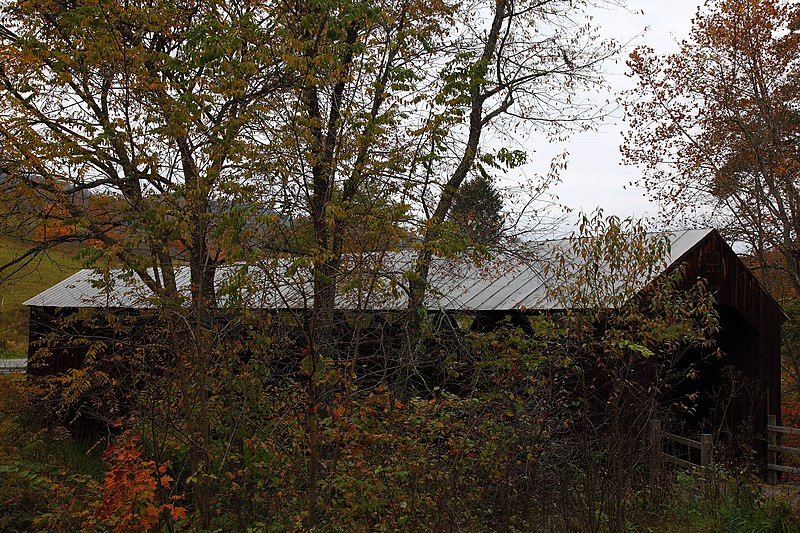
[80,432,186,532]
[4,0,800,528]
[624,0,800,291]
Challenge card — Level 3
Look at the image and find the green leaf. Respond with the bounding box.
[615,339,654,358]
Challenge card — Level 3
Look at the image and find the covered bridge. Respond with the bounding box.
[24,228,785,464]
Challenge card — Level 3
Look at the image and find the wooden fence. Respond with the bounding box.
[767,414,800,484]
[650,420,713,470]
[651,416,800,484]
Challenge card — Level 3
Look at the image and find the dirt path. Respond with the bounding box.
[762,482,800,502]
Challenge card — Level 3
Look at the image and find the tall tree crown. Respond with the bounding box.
[623,0,800,291]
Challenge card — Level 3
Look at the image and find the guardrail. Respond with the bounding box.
[767,414,800,484]
[0,358,26,374]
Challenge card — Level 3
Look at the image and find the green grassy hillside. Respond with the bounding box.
[0,240,83,356]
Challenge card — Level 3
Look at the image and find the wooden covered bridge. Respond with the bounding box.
[24,228,785,468]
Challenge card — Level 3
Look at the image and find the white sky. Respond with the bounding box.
[516,0,706,235]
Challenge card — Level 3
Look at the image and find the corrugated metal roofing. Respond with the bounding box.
[23,228,714,312]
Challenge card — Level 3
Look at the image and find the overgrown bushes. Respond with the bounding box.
[4,364,800,531]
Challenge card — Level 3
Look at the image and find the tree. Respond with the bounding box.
[623,0,800,292]
[245,3,621,521]
[448,173,505,246]
[546,213,719,530]
[400,0,621,367]
[0,0,283,525]
[1,0,622,526]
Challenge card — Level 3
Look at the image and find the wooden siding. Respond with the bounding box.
[670,230,784,469]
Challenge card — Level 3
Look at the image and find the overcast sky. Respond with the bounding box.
[514,0,706,236]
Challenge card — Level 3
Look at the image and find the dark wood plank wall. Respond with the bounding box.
[672,231,784,467]
[27,306,86,376]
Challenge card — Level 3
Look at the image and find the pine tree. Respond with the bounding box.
[448,174,505,245]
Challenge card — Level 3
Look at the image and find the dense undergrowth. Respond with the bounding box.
[2,368,800,532]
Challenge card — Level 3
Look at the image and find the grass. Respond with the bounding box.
[631,465,800,533]
[0,374,105,531]
[0,239,83,354]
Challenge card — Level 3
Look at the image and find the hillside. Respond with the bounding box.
[0,239,82,356]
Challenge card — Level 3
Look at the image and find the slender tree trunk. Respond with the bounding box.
[405,0,508,385]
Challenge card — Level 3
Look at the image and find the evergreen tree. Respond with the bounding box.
[448,174,505,245]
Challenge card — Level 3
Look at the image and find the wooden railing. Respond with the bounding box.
[650,416,800,484]
[650,420,713,470]
[767,414,800,484]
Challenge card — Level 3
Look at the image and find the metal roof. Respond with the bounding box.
[23,228,715,312]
